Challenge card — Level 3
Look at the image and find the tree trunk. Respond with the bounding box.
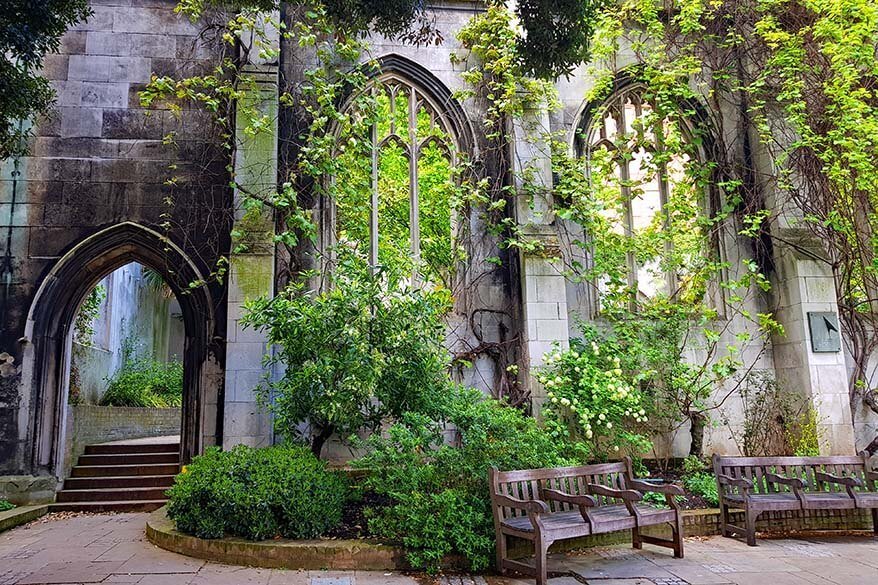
[310,425,334,458]
[689,411,707,458]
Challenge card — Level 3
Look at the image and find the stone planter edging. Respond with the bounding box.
[147,506,875,570]
[145,507,411,570]
[0,505,49,534]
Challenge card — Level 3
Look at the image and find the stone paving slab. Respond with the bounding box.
[0,513,877,584]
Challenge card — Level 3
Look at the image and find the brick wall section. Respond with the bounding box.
[64,404,180,473]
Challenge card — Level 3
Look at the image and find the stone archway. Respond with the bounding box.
[22,222,220,477]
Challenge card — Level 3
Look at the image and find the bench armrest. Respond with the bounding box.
[587,483,643,502]
[542,488,596,508]
[815,471,863,488]
[765,473,806,490]
[492,494,550,515]
[627,479,685,496]
[717,474,753,489]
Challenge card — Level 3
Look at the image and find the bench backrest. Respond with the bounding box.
[489,461,632,521]
[712,454,874,493]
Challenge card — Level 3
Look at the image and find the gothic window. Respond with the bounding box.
[579,84,710,304]
[332,74,458,288]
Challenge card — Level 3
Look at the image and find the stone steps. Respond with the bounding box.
[49,500,169,513]
[56,486,169,503]
[84,443,179,455]
[76,452,179,466]
[70,463,180,477]
[62,474,176,490]
[54,440,180,512]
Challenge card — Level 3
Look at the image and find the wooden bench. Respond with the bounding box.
[713,454,878,546]
[489,458,684,585]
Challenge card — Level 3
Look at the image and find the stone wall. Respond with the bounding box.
[0,0,230,477]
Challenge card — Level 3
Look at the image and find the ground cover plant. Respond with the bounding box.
[0,499,15,512]
[100,357,183,408]
[166,445,347,540]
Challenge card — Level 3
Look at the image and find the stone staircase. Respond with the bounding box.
[52,440,180,512]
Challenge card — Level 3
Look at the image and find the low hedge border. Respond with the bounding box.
[0,505,49,534]
[146,505,875,570]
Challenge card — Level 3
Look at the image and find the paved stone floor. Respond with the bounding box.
[0,513,876,585]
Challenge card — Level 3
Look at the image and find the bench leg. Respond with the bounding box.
[496,532,507,575]
[535,539,551,585]
[632,526,642,550]
[720,502,731,537]
[673,515,684,558]
[745,509,758,547]
[872,508,878,537]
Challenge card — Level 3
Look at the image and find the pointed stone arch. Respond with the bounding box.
[22,222,221,477]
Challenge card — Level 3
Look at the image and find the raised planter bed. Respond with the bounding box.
[146,505,875,570]
[0,505,49,534]
[145,507,411,570]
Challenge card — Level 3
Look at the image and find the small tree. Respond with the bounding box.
[243,251,453,457]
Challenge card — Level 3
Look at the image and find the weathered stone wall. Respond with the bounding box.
[0,0,231,476]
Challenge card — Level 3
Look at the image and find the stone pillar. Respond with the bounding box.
[772,239,856,455]
[222,19,279,449]
[512,101,570,414]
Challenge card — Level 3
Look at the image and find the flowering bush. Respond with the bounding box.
[537,337,652,459]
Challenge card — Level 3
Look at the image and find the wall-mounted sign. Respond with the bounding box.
[807,312,841,353]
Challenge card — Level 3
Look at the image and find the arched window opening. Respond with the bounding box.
[579,84,711,306]
[333,74,458,289]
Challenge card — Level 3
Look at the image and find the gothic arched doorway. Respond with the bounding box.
[22,222,221,477]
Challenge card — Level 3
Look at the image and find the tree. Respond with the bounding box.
[241,251,453,457]
[1,0,91,158]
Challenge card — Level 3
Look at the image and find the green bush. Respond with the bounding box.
[166,445,348,540]
[0,499,15,512]
[356,387,584,573]
[683,472,719,507]
[100,358,183,408]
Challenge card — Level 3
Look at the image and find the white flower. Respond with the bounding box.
[598,413,606,421]
[560,398,571,407]
[639,408,646,416]
[643,416,649,422]
[606,422,613,429]
[551,397,558,404]
[613,445,620,452]
[586,430,593,439]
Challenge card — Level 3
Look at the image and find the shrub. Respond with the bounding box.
[166,445,347,540]
[681,456,718,507]
[789,406,822,457]
[100,358,183,408]
[0,499,15,512]
[356,387,584,573]
[537,337,652,460]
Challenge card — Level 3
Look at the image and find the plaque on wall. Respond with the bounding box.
[807,312,841,353]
